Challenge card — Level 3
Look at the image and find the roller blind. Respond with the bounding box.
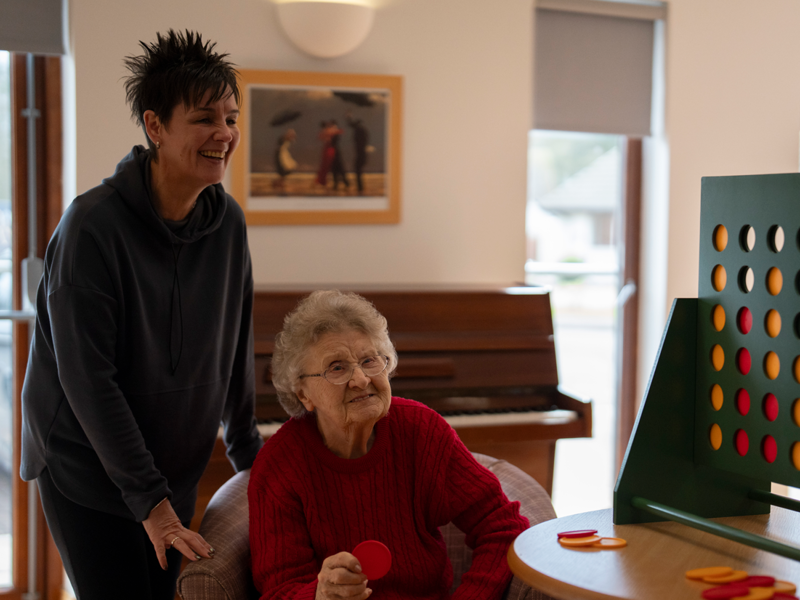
[0,0,68,55]
[534,6,658,136]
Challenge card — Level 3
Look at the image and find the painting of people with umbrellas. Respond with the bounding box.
[230,70,402,225]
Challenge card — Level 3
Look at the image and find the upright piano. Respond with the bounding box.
[193,285,591,528]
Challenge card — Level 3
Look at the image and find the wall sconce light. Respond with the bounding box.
[275,1,375,59]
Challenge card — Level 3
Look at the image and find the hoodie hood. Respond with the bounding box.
[102,145,227,245]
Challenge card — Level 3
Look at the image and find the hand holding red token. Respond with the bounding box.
[352,540,392,580]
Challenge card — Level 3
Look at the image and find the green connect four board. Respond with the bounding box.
[614,173,800,561]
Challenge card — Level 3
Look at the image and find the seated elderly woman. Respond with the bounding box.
[248,290,529,600]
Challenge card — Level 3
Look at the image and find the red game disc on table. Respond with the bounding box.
[352,540,392,580]
[701,585,750,599]
[740,576,776,587]
[557,529,598,539]
[773,594,800,600]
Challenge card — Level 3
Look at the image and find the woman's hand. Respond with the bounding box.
[316,552,371,600]
[142,498,214,569]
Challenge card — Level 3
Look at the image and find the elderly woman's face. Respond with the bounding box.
[296,329,391,441]
[153,87,240,191]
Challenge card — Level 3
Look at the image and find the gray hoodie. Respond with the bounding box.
[20,145,263,522]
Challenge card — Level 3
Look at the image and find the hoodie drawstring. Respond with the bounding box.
[170,244,184,374]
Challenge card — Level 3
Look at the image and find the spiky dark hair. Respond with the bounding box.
[122,30,240,153]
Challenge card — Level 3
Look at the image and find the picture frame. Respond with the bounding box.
[230,70,403,225]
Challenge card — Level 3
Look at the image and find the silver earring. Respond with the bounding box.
[155,141,161,149]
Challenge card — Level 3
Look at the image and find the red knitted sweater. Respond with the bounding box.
[248,397,529,600]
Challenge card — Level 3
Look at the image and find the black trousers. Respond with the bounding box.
[37,469,184,600]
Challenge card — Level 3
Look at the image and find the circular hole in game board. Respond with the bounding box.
[794,356,800,384]
[713,265,727,292]
[713,225,728,251]
[767,267,783,296]
[711,305,726,331]
[795,314,800,339]
[711,345,725,371]
[768,225,785,252]
[734,429,749,456]
[709,424,722,450]
[793,442,800,471]
[736,348,751,375]
[765,309,781,338]
[764,351,780,380]
[710,384,723,411]
[796,271,800,294]
[736,389,751,416]
[737,307,752,334]
[738,267,754,293]
[740,225,756,251]
[762,435,777,463]
[793,398,800,427]
[763,393,779,421]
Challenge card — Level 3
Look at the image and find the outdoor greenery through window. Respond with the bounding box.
[0,50,12,588]
[525,130,624,517]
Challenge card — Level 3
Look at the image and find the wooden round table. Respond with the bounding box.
[507,508,800,600]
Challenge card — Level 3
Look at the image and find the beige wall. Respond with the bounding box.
[71,0,533,286]
[665,0,800,303]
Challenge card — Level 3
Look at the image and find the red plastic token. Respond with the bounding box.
[352,540,392,580]
[764,394,779,421]
[740,576,776,587]
[701,584,750,599]
[557,529,598,539]
[735,429,749,456]
[737,348,752,375]
[736,389,751,416]
[738,307,753,334]
[762,435,778,463]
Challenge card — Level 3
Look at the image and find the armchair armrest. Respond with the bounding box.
[177,470,257,600]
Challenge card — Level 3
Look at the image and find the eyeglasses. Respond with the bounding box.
[299,355,389,385]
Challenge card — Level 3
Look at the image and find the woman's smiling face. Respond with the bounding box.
[296,329,392,454]
[149,87,240,194]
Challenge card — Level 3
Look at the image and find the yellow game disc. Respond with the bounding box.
[738,588,778,600]
[710,385,724,411]
[591,537,627,549]
[793,442,800,471]
[713,265,727,292]
[712,305,726,331]
[774,581,798,594]
[685,566,733,580]
[714,225,728,252]
[558,535,601,547]
[711,345,725,371]
[765,309,781,337]
[702,569,748,583]
[709,424,723,450]
[793,399,800,427]
[794,357,800,384]
[767,267,783,295]
[765,351,780,380]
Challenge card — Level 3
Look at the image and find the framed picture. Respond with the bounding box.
[230,70,403,225]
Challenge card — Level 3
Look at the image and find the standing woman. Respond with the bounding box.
[19,30,263,599]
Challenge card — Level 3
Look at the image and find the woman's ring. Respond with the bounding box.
[169,536,180,548]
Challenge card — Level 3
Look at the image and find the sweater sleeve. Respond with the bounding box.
[220,232,263,471]
[430,422,529,600]
[248,445,319,600]
[47,231,170,522]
